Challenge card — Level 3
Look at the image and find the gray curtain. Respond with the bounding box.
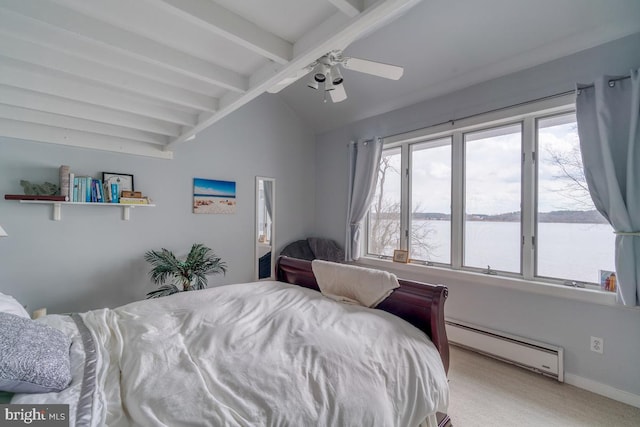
[264,180,273,221]
[345,138,383,261]
[576,69,640,306]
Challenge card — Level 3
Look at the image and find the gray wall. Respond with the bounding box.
[0,94,315,313]
[314,33,640,396]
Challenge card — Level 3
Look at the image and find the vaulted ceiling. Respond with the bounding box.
[1,0,640,159]
[0,0,420,159]
[279,0,640,133]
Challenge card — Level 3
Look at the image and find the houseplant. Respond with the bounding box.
[144,243,227,298]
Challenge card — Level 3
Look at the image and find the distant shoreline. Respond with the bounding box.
[373,209,608,224]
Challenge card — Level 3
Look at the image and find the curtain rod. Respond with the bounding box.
[348,137,378,145]
[391,74,632,135]
[578,74,631,90]
[431,90,574,129]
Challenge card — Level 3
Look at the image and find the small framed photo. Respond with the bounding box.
[102,172,134,192]
[393,249,409,263]
[599,270,617,292]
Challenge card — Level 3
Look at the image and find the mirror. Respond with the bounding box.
[255,177,275,280]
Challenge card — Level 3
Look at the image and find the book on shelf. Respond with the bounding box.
[68,172,75,201]
[73,177,79,202]
[71,176,93,202]
[104,182,111,202]
[4,194,68,201]
[85,177,92,202]
[119,197,150,205]
[78,178,84,202]
[90,180,98,203]
[121,191,142,198]
[104,182,120,203]
[93,179,104,203]
[91,179,104,203]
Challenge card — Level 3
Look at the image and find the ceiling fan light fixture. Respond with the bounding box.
[329,65,343,85]
[313,63,329,82]
[307,75,319,90]
[299,49,403,104]
[324,77,335,91]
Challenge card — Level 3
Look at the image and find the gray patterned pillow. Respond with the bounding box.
[0,312,72,393]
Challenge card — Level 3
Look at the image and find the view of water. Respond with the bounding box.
[407,220,615,284]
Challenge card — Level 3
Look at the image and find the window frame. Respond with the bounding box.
[365,146,403,259]
[462,120,524,276]
[364,94,608,292]
[408,136,453,267]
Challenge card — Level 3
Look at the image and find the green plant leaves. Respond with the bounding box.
[146,284,181,299]
[144,243,227,299]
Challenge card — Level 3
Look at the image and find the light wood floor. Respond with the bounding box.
[446,345,640,426]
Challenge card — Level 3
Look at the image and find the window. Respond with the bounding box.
[410,138,451,264]
[367,147,402,257]
[536,114,615,283]
[365,96,615,289]
[464,124,522,273]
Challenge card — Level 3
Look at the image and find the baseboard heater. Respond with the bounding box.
[446,319,564,382]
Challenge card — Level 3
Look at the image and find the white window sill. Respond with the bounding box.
[356,257,622,308]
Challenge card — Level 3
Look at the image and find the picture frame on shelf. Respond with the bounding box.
[393,249,409,263]
[102,172,134,192]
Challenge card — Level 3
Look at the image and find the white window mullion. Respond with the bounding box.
[522,118,536,280]
[400,143,410,251]
[451,131,464,269]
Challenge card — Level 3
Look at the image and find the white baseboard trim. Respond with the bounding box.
[565,373,640,409]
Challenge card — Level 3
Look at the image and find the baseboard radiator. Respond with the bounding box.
[446,319,564,382]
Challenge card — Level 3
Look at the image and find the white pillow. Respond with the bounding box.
[311,260,400,307]
[0,292,30,319]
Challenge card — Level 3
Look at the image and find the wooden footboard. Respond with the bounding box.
[275,256,450,374]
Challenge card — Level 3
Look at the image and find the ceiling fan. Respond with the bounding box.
[268,50,404,103]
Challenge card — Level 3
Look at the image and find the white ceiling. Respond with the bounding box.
[278,0,640,133]
[1,0,639,158]
[0,0,420,158]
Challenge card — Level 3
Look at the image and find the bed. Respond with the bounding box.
[3,256,451,427]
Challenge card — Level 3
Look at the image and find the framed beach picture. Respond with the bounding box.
[193,178,236,214]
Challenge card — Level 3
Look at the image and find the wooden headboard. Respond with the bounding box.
[275,256,450,373]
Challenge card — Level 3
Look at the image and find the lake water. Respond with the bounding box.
[407,220,615,284]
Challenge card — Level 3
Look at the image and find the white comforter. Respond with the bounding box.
[15,281,449,426]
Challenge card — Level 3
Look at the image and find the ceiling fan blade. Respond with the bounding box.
[342,57,404,80]
[329,83,347,103]
[267,67,312,93]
